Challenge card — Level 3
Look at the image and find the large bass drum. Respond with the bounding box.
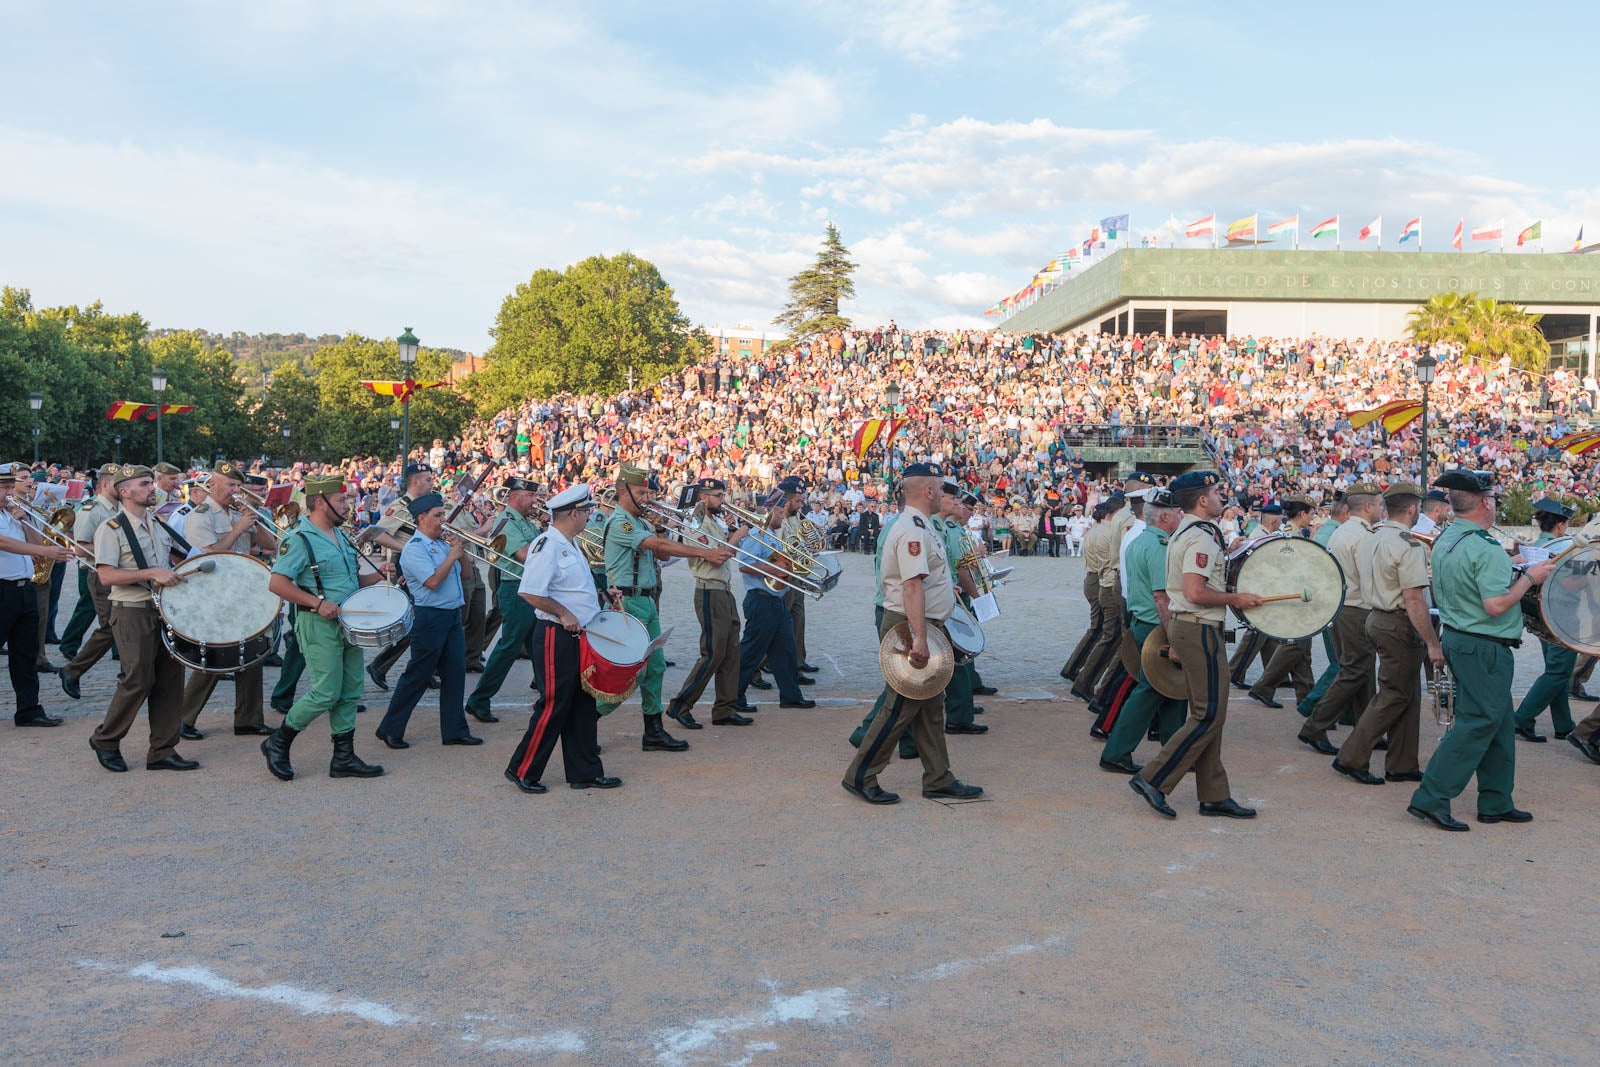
[156,552,282,673]
[1533,540,1599,653]
[1224,534,1345,640]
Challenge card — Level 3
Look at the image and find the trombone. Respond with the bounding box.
[645,500,823,599]
[6,497,95,582]
[719,500,835,590]
[377,513,525,580]
[238,486,300,542]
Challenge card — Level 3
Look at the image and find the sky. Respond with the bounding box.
[2,0,1596,352]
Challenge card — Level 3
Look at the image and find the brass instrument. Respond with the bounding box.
[646,500,823,598]
[1429,659,1455,728]
[721,501,834,590]
[446,523,522,579]
[238,486,299,541]
[7,498,92,582]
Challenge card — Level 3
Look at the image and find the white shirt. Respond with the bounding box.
[1413,512,1439,537]
[518,525,601,627]
[0,508,33,580]
[1118,518,1147,599]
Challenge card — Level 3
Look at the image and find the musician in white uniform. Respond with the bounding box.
[0,464,74,727]
[504,485,622,794]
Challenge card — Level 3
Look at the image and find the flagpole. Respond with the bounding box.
[1336,214,1340,252]
[1418,219,1422,253]
[1212,209,1217,250]
[1295,217,1300,251]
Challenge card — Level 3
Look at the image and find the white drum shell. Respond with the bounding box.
[339,585,414,648]
[945,603,987,659]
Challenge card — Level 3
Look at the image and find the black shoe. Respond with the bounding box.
[179,724,206,741]
[1099,755,1142,774]
[375,730,410,749]
[1332,760,1384,785]
[734,701,758,713]
[60,672,80,700]
[779,699,817,709]
[36,660,59,674]
[1129,775,1176,818]
[147,755,200,771]
[1408,805,1470,831]
[1249,691,1283,709]
[468,708,500,724]
[667,706,703,730]
[504,769,546,794]
[1572,686,1595,701]
[1567,732,1600,764]
[841,779,900,805]
[972,705,985,715]
[14,708,63,727]
[749,678,773,690]
[973,685,998,696]
[443,735,483,746]
[1069,689,1093,703]
[465,664,484,674]
[356,704,367,714]
[261,725,298,781]
[923,780,983,800]
[1555,730,1572,740]
[663,659,677,668]
[799,662,820,673]
[427,676,440,690]
[570,776,623,789]
[642,715,689,751]
[1299,736,1338,756]
[93,744,128,773]
[1231,680,1251,692]
[1477,807,1533,824]
[367,665,389,691]
[945,721,988,734]
[234,724,274,736]
[1374,738,1390,751]
[328,730,383,777]
[898,747,919,760]
[1089,727,1109,741]
[797,675,816,686]
[1198,798,1257,819]
[1514,725,1547,743]
[1384,771,1424,782]
[712,713,754,725]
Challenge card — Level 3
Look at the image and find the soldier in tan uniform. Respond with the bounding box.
[1071,495,1128,702]
[59,464,123,699]
[1129,470,1262,820]
[178,461,279,739]
[152,462,183,507]
[776,476,818,675]
[1332,481,1442,784]
[1246,496,1319,708]
[1061,502,1111,683]
[89,464,196,773]
[666,478,753,729]
[1299,482,1383,753]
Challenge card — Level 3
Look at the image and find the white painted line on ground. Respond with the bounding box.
[821,653,845,679]
[653,988,855,1066]
[810,697,859,707]
[1005,690,1060,701]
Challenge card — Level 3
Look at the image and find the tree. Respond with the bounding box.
[774,222,856,339]
[1407,291,1551,372]
[473,253,703,414]
[309,334,472,462]
[256,363,321,463]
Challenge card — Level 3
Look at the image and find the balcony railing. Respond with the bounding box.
[1057,424,1204,449]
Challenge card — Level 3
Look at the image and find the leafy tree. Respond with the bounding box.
[1407,291,1550,372]
[473,253,703,414]
[773,222,856,339]
[309,334,472,462]
[256,362,321,463]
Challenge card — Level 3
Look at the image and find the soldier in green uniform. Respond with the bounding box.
[597,464,733,752]
[1512,499,1577,743]
[465,476,544,723]
[1098,488,1187,774]
[260,476,390,781]
[938,479,985,734]
[1331,482,1442,784]
[1407,470,1552,831]
[1297,493,1349,715]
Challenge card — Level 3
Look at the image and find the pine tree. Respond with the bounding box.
[774,223,857,339]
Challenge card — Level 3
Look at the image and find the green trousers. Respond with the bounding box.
[467,582,536,718]
[271,607,306,710]
[1298,630,1339,715]
[1513,639,1576,734]
[1102,619,1188,763]
[943,660,977,726]
[284,612,364,736]
[1411,630,1518,818]
[596,593,664,719]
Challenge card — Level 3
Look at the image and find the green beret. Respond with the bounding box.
[211,460,247,482]
[97,463,121,478]
[114,464,153,486]
[1383,481,1425,500]
[302,475,345,496]
[152,462,183,476]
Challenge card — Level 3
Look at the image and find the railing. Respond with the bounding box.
[1057,424,1204,449]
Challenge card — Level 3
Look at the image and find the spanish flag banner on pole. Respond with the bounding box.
[1347,399,1423,433]
[361,379,446,402]
[106,401,196,421]
[850,418,905,461]
[1547,430,1600,454]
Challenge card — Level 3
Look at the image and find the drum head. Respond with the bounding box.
[946,603,986,657]
[340,584,413,627]
[159,553,279,643]
[1540,543,1600,654]
[585,609,650,666]
[1229,537,1345,640]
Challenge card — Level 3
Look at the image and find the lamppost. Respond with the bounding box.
[151,369,168,464]
[884,381,901,479]
[29,391,42,464]
[397,327,419,463]
[390,417,401,458]
[113,433,122,464]
[282,426,291,465]
[1415,348,1438,487]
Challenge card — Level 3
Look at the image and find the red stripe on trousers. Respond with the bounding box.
[516,624,559,778]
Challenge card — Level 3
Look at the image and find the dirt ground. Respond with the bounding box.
[4,552,1598,1065]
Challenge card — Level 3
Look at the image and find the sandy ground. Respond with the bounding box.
[4,550,1599,1065]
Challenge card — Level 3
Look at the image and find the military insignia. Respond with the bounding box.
[1196,552,1209,568]
[621,520,634,534]
[912,516,926,529]
[908,540,921,557]
[532,536,548,553]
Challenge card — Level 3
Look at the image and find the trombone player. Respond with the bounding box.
[776,476,821,678]
[0,464,75,728]
[731,491,814,716]
[465,476,544,724]
[666,478,754,729]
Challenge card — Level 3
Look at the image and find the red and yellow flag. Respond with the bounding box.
[1347,400,1423,433]
[361,379,446,402]
[106,401,196,421]
[1549,431,1600,454]
[850,418,905,461]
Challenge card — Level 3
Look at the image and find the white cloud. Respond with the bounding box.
[575,200,641,220]
[1046,2,1152,95]
[816,0,996,61]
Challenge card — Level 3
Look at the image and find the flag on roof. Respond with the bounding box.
[1100,213,1129,239]
[984,303,1003,317]
[1225,214,1258,242]
[1266,215,1297,235]
[106,401,196,421]
[1517,221,1542,246]
[1310,215,1338,240]
[361,379,446,402]
[1185,214,1215,238]
[1452,220,1464,250]
[1399,218,1421,244]
[1575,227,1585,252]
[1359,217,1381,243]
[1347,399,1423,432]
[1471,221,1503,241]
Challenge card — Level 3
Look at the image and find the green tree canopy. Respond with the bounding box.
[472,252,704,415]
[1407,291,1551,372]
[774,223,856,339]
[308,334,473,463]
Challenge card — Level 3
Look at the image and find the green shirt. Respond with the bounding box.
[938,516,967,581]
[272,518,361,603]
[873,511,900,609]
[1431,519,1519,638]
[1124,524,1170,626]
[492,507,540,558]
[602,508,657,590]
[1313,517,1341,548]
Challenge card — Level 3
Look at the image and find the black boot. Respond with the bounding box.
[330,730,384,778]
[261,723,299,781]
[642,714,689,752]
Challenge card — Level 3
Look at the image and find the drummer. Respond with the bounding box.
[504,484,621,793]
[1228,503,1284,690]
[1299,482,1382,755]
[261,475,388,782]
[177,460,278,741]
[1512,499,1578,743]
[1246,495,1318,709]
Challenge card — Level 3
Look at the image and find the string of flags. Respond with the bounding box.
[106,401,195,421]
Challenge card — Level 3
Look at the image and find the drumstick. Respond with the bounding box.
[1256,588,1312,604]
[581,627,632,649]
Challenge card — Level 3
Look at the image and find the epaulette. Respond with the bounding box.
[532,535,548,554]
[194,502,211,514]
[1398,529,1419,546]
[1190,519,1226,548]
[105,516,122,530]
[911,515,926,529]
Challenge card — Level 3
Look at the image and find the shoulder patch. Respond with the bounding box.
[532,536,548,553]
[908,540,921,557]
[912,516,926,529]
[620,520,634,534]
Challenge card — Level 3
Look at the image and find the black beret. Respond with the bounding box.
[1533,498,1576,520]
[695,477,727,492]
[1170,470,1221,493]
[901,462,945,478]
[1433,470,1493,493]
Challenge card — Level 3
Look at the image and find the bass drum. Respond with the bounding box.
[156,552,282,673]
[1224,534,1345,640]
[1535,541,1600,654]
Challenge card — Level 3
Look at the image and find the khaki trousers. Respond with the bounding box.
[1302,606,1375,742]
[784,586,808,665]
[1062,572,1105,679]
[1137,617,1232,803]
[844,610,955,793]
[181,661,265,728]
[1250,638,1314,704]
[1336,609,1424,774]
[461,559,489,668]
[91,602,184,763]
[669,586,742,719]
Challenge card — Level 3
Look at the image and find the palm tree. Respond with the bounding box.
[1405,290,1549,372]
[1406,291,1469,346]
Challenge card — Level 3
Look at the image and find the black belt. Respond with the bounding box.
[615,586,655,597]
[1443,625,1521,649]
[2,577,31,588]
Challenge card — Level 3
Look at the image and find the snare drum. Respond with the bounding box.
[944,603,986,661]
[156,552,282,673]
[1224,534,1345,640]
[580,609,651,706]
[338,584,414,648]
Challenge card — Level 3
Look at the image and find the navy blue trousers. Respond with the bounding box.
[736,591,805,703]
[378,605,470,742]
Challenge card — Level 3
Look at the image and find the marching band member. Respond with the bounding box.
[0,464,74,727]
[1297,493,1350,716]
[847,483,918,762]
[366,464,432,691]
[1407,471,1552,831]
[505,485,620,793]
[731,492,813,716]
[464,476,543,724]
[1299,483,1382,755]
[1128,470,1262,820]
[1412,489,1450,538]
[261,476,387,781]
[1512,499,1578,743]
[842,462,982,806]
[1060,502,1109,682]
[1227,503,1284,688]
[1090,476,1157,736]
[58,463,122,697]
[89,464,195,773]
[777,476,819,677]
[1246,496,1318,708]
[152,462,183,506]
[177,461,278,740]
[6,465,62,677]
[665,478,752,729]
[1071,492,1128,703]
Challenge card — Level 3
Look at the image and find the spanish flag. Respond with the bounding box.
[106,401,196,421]
[1347,399,1423,433]
[1548,430,1600,454]
[361,379,446,402]
[850,418,905,461]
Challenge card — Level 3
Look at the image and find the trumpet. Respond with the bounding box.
[238,486,299,541]
[646,500,823,599]
[7,498,93,582]
[1429,659,1455,728]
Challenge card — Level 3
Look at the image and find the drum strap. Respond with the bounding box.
[296,531,326,598]
[1191,519,1227,550]
[115,516,150,571]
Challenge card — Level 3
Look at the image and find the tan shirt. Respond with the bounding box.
[1165,514,1228,622]
[1326,515,1377,609]
[1082,521,1115,585]
[1359,520,1429,613]
[685,509,735,585]
[881,507,955,621]
[1103,507,1134,586]
[73,495,118,545]
[184,500,250,554]
[94,508,176,605]
[375,495,415,538]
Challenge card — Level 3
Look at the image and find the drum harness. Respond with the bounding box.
[293,528,358,611]
[602,509,652,597]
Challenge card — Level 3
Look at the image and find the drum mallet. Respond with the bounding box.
[1256,588,1311,604]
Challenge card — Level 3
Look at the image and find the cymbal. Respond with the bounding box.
[1118,628,1142,678]
[878,622,954,700]
[1140,623,1189,700]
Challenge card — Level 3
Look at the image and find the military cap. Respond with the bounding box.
[210,459,247,482]
[901,462,945,478]
[1146,488,1178,509]
[1284,494,1315,508]
[548,484,597,513]
[776,475,808,495]
[402,463,433,483]
[1422,489,1449,503]
[0,465,14,484]
[1433,470,1494,493]
[97,462,121,478]
[1383,480,1426,501]
[114,463,153,486]
[959,488,980,507]
[406,491,445,518]
[302,475,345,496]
[152,461,182,476]
[1122,472,1157,498]
[618,463,649,486]
[502,475,539,494]
[1169,470,1221,493]
[1533,498,1576,520]
[1345,481,1383,497]
[694,477,727,492]
[1260,503,1284,515]
[941,477,961,495]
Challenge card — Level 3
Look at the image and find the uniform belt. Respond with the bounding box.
[694,579,731,590]
[615,585,655,597]
[1372,606,1407,616]
[1172,611,1223,625]
[2,577,31,588]
[1442,625,1521,649]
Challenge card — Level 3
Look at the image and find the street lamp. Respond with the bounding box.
[28,391,42,464]
[390,417,401,458]
[1415,348,1438,487]
[282,426,291,464]
[151,369,169,464]
[113,433,122,464]
[397,327,419,463]
[883,381,902,478]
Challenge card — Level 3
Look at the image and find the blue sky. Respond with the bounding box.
[3,0,1594,350]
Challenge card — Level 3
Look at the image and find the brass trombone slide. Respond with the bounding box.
[645,500,823,599]
[237,486,299,542]
[7,498,95,579]
[718,500,833,586]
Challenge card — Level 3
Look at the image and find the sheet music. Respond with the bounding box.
[970,591,1001,623]
[1518,542,1551,564]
